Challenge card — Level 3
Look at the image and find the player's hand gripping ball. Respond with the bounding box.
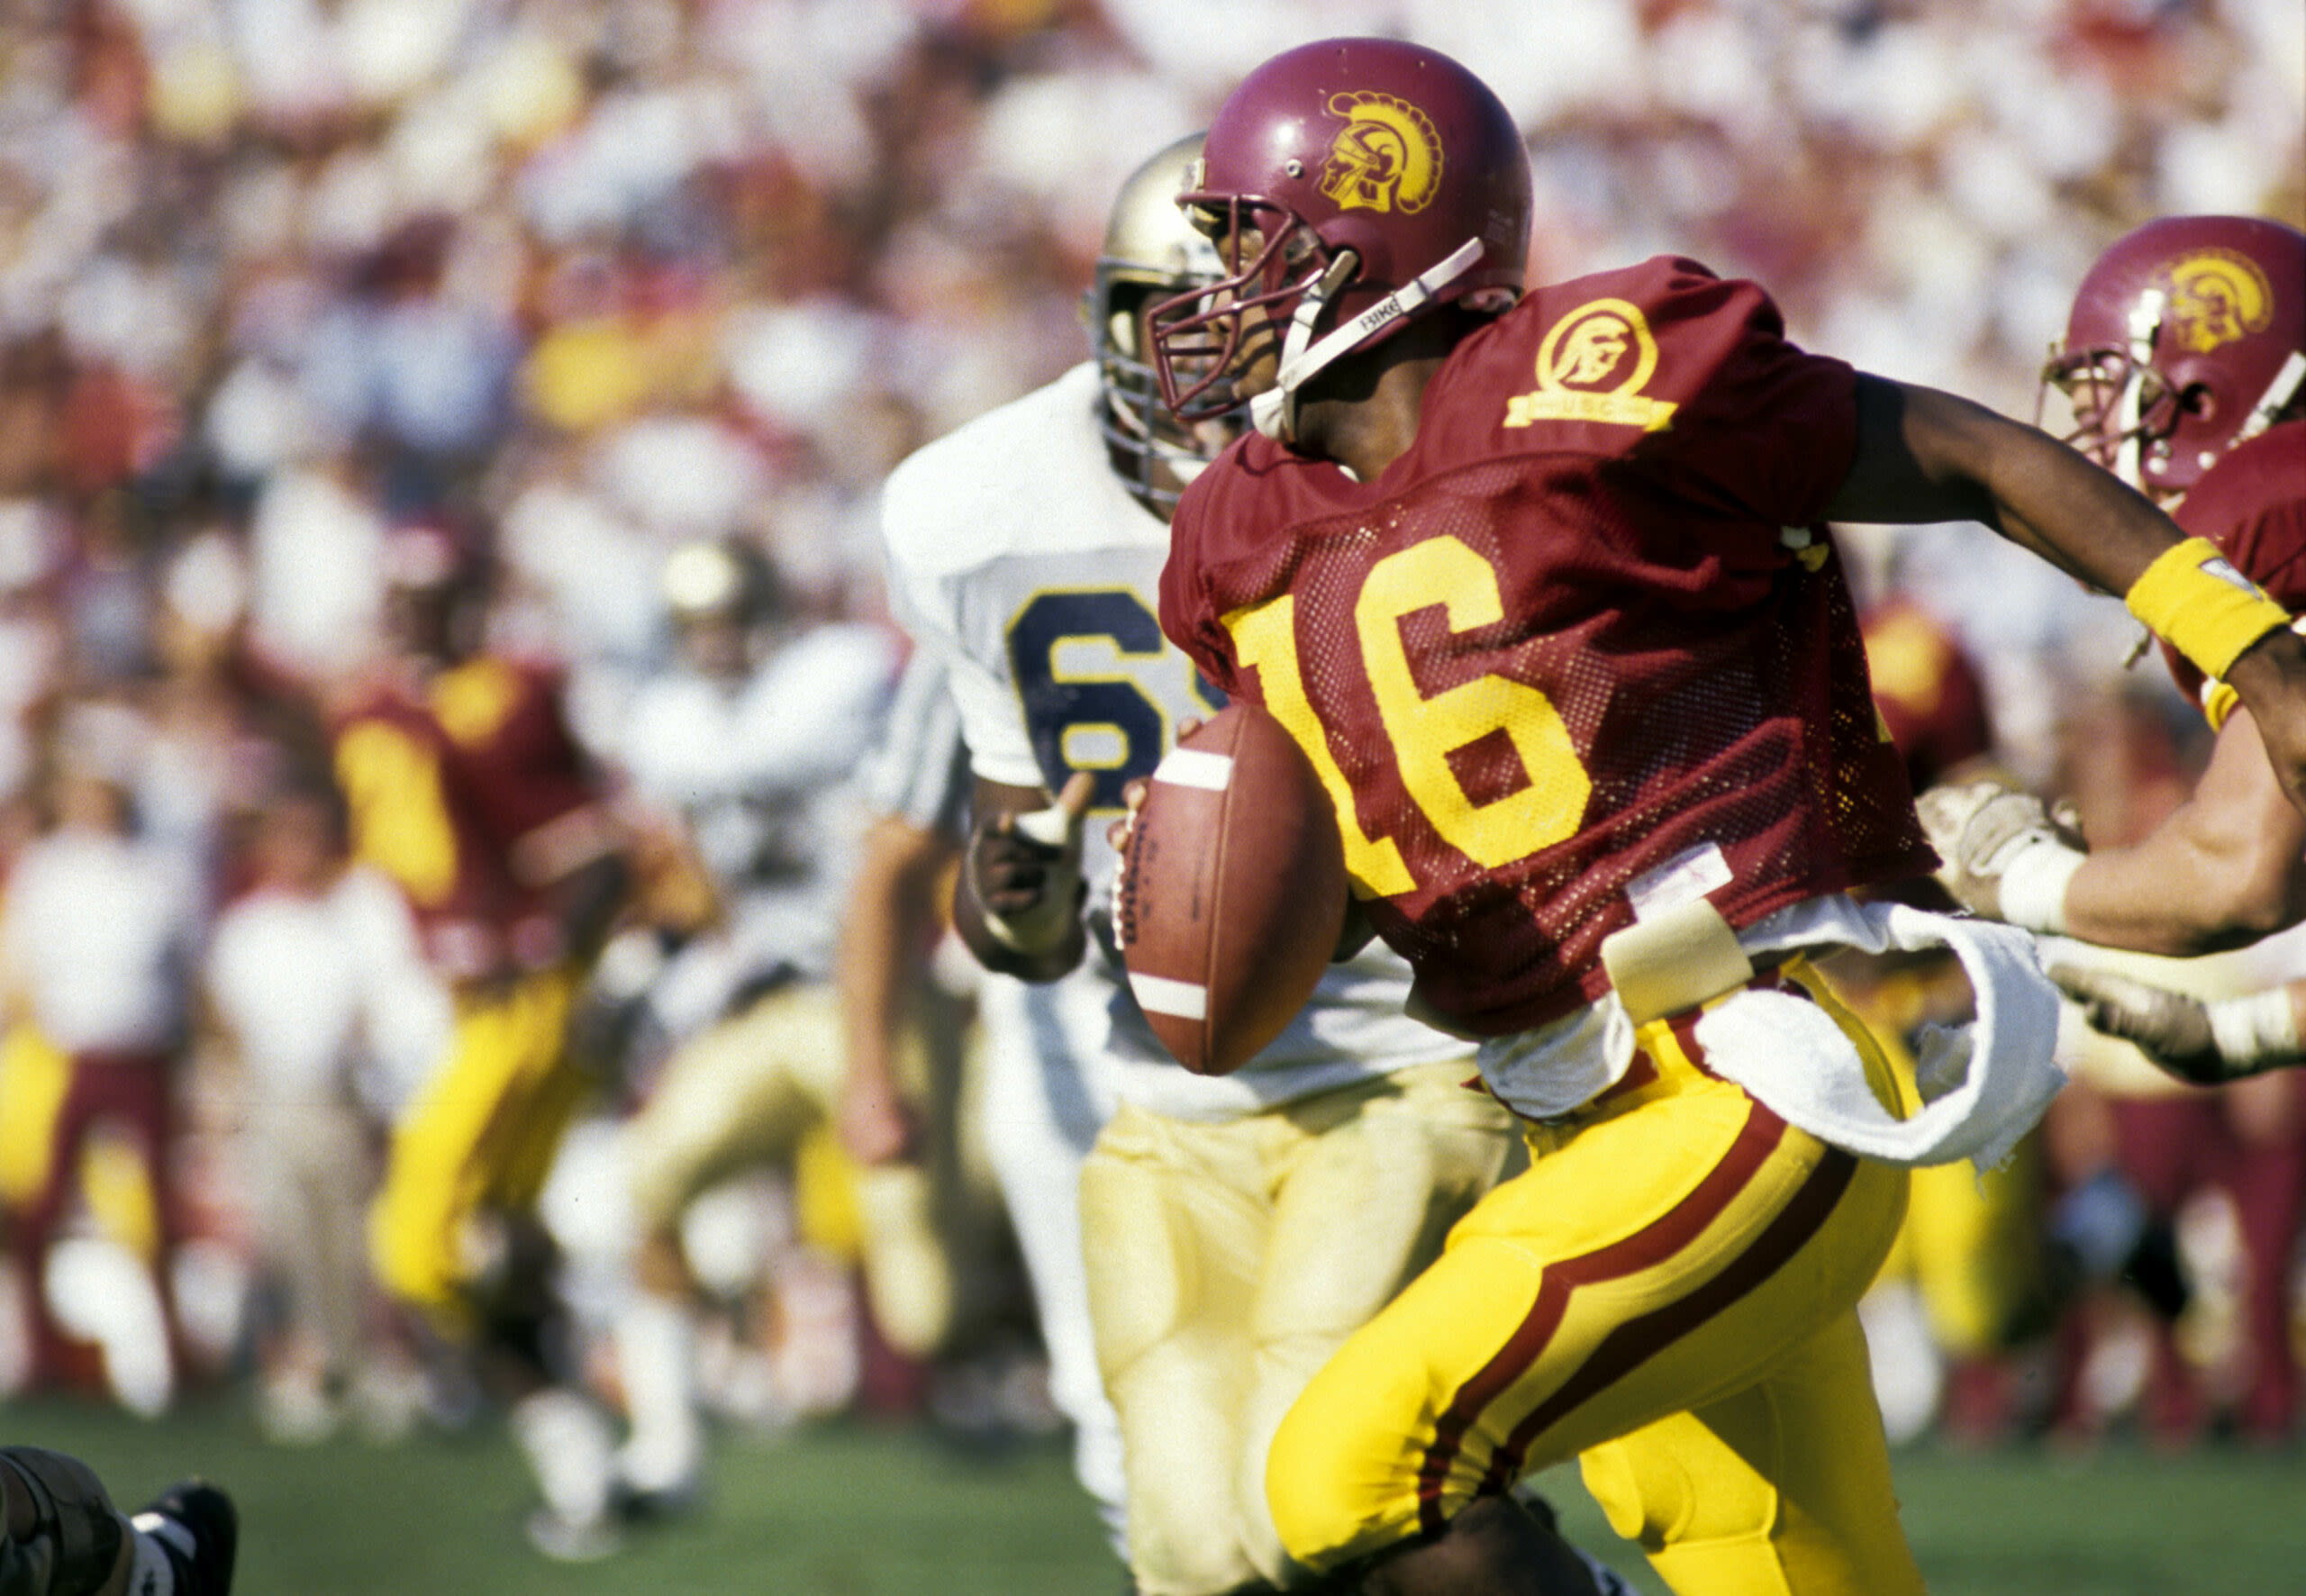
[1113,704,1348,1076]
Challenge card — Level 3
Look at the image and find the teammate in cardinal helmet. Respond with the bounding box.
[1148,40,2306,1595]
[1916,214,2306,1446]
[1921,215,2306,1077]
[882,134,1639,1596]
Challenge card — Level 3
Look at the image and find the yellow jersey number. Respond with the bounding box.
[1224,534,1592,895]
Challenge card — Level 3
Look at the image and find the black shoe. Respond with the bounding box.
[131,1481,238,1596]
[2120,1218,2192,1322]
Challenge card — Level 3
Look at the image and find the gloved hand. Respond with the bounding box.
[966,773,1095,958]
[1913,775,2087,931]
[2049,964,2302,1085]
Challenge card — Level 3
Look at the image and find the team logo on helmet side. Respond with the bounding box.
[1319,92,1442,215]
[1505,298,1678,431]
[2159,249,2274,355]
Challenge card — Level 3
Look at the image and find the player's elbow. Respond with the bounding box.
[2215,853,2306,946]
[2156,852,2306,956]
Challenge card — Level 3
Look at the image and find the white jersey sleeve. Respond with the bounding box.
[859,649,972,839]
[879,387,1079,795]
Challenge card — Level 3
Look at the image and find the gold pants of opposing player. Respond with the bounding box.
[1267,967,1924,1596]
[1080,1058,1518,1596]
[622,982,974,1360]
[370,967,587,1338]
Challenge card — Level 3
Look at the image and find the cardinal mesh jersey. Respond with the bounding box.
[2156,421,2306,723]
[332,653,604,981]
[881,362,1468,1121]
[1163,258,1933,1037]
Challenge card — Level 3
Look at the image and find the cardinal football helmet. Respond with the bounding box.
[2042,214,2305,498]
[1148,37,1531,440]
[1085,132,1232,514]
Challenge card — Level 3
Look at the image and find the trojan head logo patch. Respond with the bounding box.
[1505,298,1678,431]
[1319,92,1441,215]
[2160,249,2274,355]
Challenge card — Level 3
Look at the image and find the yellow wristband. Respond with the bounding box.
[2125,537,2293,681]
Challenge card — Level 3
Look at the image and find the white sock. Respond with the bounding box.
[613,1294,701,1495]
[124,1516,180,1596]
[511,1388,617,1525]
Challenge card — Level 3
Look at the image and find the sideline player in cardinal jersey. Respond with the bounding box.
[1920,216,2306,1078]
[1148,41,2306,1596]
[331,518,635,1558]
[882,136,1591,1596]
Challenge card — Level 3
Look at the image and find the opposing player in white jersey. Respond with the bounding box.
[606,538,966,1513]
[880,135,1548,1596]
[841,648,1131,1548]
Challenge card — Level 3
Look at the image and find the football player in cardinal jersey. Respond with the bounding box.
[1147,40,2306,1596]
[1916,214,2306,1446]
[883,136,1631,1596]
[330,517,638,1559]
[1920,216,2306,1064]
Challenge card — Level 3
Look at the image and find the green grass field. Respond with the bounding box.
[8,1394,2302,1593]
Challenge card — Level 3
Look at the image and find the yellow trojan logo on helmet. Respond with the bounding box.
[1319,92,1442,215]
[2161,249,2274,355]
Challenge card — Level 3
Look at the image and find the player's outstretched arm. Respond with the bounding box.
[2049,966,2305,1084]
[1920,710,2306,955]
[2061,706,2306,955]
[953,773,1094,983]
[1828,376,2306,814]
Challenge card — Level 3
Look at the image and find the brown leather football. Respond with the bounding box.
[1114,703,1349,1075]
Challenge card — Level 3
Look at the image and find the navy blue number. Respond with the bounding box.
[1008,590,1168,811]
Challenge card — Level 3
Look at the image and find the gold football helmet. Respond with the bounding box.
[1083,132,1235,514]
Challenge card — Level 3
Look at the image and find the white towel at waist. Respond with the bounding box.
[1475,895,2065,1173]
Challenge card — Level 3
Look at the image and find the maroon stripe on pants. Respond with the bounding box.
[1479,1143,1856,1496]
[1414,1093,1857,1532]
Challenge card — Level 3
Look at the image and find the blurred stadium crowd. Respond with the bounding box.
[0,0,2301,1546]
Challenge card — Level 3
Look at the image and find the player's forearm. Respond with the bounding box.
[836,819,945,1087]
[2064,848,2297,957]
[2226,629,2306,816]
[2067,712,2306,954]
[1831,378,2186,593]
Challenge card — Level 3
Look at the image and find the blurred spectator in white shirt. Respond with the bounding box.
[204,772,450,1441]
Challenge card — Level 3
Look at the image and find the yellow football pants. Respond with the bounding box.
[1080,1058,1517,1596]
[1266,966,1923,1596]
[369,966,586,1335]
